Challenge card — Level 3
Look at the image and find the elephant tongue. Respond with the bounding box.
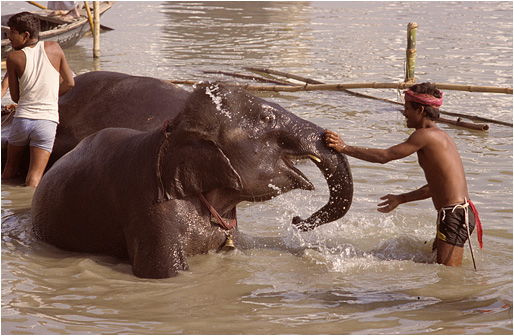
[199,194,237,230]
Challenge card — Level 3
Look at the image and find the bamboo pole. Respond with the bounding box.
[167,80,199,86]
[404,22,418,83]
[245,68,513,94]
[439,117,489,131]
[243,67,511,127]
[246,66,414,102]
[235,82,512,94]
[93,1,100,58]
[202,70,293,85]
[84,1,94,35]
[245,67,324,84]
[26,1,46,9]
[166,80,512,97]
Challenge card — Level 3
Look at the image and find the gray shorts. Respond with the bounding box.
[8,117,58,153]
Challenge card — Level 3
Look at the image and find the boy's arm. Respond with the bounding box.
[57,47,74,96]
[377,184,431,213]
[6,51,23,103]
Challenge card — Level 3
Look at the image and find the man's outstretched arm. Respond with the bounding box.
[377,184,431,213]
[325,129,421,164]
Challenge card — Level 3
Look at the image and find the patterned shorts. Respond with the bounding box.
[437,203,476,247]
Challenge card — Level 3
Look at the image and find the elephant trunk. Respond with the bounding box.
[292,127,353,231]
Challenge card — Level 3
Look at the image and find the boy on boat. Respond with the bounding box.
[2,12,74,187]
[324,83,482,267]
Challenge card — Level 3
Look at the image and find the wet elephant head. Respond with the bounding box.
[159,82,353,229]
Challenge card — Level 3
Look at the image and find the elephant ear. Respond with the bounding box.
[156,133,243,201]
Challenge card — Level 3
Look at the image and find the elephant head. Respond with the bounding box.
[158,82,353,230]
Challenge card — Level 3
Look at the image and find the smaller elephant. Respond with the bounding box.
[32,83,353,278]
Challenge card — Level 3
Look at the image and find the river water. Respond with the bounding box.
[1,1,512,334]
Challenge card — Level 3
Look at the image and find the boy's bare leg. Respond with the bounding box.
[436,238,464,266]
[2,144,26,180]
[25,146,51,187]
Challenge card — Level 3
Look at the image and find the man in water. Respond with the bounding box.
[2,12,74,187]
[324,82,482,267]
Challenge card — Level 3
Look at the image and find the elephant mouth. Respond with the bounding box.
[282,155,315,191]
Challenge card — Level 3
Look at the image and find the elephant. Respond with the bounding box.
[2,71,189,172]
[50,71,191,168]
[31,79,353,279]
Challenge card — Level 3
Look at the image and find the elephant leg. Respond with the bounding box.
[128,233,189,279]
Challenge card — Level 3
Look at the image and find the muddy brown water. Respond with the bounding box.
[2,1,512,334]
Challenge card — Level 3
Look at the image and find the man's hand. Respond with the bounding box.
[324,129,347,153]
[377,194,403,213]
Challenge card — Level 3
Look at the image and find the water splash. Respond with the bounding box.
[240,159,437,274]
[204,84,232,119]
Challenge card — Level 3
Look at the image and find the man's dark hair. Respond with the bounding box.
[408,82,441,121]
[7,12,40,40]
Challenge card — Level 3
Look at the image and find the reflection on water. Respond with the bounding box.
[2,1,513,334]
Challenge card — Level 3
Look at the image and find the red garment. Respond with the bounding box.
[469,200,483,249]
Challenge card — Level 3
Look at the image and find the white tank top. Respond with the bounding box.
[15,41,60,123]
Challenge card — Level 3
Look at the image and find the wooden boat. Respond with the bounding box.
[1,1,113,58]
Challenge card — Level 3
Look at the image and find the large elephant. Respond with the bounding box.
[31,78,353,279]
[2,71,189,171]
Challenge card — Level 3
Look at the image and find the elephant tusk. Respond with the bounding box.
[308,154,321,163]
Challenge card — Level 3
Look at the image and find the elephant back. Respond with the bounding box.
[50,71,191,167]
[59,71,189,139]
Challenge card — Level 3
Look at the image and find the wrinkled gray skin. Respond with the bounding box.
[31,77,353,279]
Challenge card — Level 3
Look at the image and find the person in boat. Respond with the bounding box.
[48,1,80,21]
[324,82,482,267]
[2,11,74,187]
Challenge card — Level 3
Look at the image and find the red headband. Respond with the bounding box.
[404,89,443,108]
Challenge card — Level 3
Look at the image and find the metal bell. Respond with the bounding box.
[221,234,236,251]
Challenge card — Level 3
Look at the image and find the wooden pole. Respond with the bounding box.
[235,82,512,94]
[439,117,489,131]
[93,1,100,58]
[202,70,293,85]
[26,1,47,9]
[246,66,416,102]
[245,67,324,84]
[83,1,94,34]
[243,68,512,127]
[405,22,418,83]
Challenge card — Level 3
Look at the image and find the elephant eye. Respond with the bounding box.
[260,114,274,124]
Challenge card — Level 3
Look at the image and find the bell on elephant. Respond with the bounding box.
[219,234,236,252]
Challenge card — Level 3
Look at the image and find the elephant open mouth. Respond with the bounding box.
[281,154,317,191]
